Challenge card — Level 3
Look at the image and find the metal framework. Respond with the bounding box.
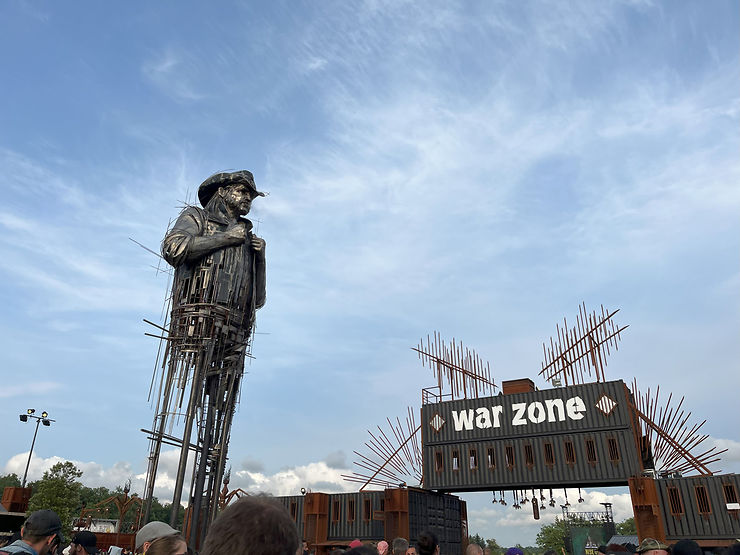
[414,332,496,403]
[342,407,423,490]
[630,379,726,476]
[539,303,628,386]
[345,304,727,514]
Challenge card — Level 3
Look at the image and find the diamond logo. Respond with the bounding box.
[430,413,445,433]
[596,394,617,415]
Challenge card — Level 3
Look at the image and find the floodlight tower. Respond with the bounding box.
[19,409,55,487]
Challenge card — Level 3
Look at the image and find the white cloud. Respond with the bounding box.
[0,382,63,399]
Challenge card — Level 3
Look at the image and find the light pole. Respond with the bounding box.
[19,408,55,488]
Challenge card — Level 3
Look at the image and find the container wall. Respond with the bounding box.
[656,474,740,541]
[422,380,641,490]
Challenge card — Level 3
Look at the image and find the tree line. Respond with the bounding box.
[0,463,185,536]
[468,514,635,555]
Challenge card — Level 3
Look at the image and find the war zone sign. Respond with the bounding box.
[421,380,644,491]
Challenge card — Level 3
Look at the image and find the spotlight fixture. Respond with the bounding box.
[41,411,48,418]
[27,408,35,415]
[19,415,28,422]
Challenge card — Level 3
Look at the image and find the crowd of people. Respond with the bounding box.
[2,500,739,555]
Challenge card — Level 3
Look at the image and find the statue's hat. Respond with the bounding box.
[198,170,265,207]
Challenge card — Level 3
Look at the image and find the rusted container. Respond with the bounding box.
[1,487,32,513]
[422,380,643,490]
[629,474,740,548]
[277,488,467,555]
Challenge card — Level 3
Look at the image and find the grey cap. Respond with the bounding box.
[135,521,179,551]
[24,510,63,539]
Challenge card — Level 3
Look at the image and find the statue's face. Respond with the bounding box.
[222,184,253,215]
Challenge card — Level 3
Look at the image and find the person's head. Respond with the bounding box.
[135,522,179,554]
[505,549,524,555]
[21,510,64,555]
[670,540,701,555]
[378,542,389,555]
[201,496,299,555]
[393,538,409,555]
[146,535,187,555]
[199,171,264,216]
[635,538,669,555]
[70,532,99,555]
[416,531,439,555]
[484,548,491,555]
[598,547,608,555]
[466,544,483,555]
[406,548,417,555]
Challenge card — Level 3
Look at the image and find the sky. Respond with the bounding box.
[0,0,739,547]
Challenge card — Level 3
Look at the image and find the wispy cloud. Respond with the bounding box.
[142,48,207,102]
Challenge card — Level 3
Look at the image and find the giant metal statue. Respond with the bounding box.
[141,170,266,542]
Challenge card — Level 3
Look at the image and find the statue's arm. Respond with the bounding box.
[253,241,266,310]
[162,208,245,267]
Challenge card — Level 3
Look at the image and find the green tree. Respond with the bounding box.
[486,538,502,552]
[468,534,485,548]
[615,517,636,536]
[27,462,83,536]
[0,473,22,491]
[536,516,590,553]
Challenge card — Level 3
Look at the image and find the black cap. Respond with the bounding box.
[24,510,63,539]
[72,531,99,555]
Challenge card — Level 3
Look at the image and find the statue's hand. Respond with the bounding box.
[224,222,247,244]
[251,236,266,252]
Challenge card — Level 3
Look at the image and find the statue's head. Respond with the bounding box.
[198,170,265,208]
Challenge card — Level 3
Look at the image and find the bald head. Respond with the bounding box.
[466,545,484,555]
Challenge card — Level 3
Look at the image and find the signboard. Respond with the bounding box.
[421,380,643,491]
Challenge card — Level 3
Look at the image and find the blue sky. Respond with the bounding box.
[1,0,738,546]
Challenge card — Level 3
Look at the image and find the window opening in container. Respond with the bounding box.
[585,438,598,465]
[695,485,711,517]
[723,483,739,519]
[607,437,620,463]
[452,449,460,471]
[348,498,355,522]
[469,448,478,470]
[564,440,576,465]
[435,451,443,473]
[380,498,385,511]
[290,501,297,521]
[487,447,495,470]
[505,445,515,470]
[363,498,372,521]
[524,444,535,469]
[667,486,684,518]
[544,442,555,467]
[332,500,341,522]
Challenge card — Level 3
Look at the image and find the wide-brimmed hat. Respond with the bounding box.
[636,538,669,553]
[72,531,99,555]
[197,170,265,207]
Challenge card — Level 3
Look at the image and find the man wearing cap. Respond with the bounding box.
[68,532,98,555]
[143,170,267,528]
[635,538,669,555]
[3,510,64,555]
[134,522,179,554]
